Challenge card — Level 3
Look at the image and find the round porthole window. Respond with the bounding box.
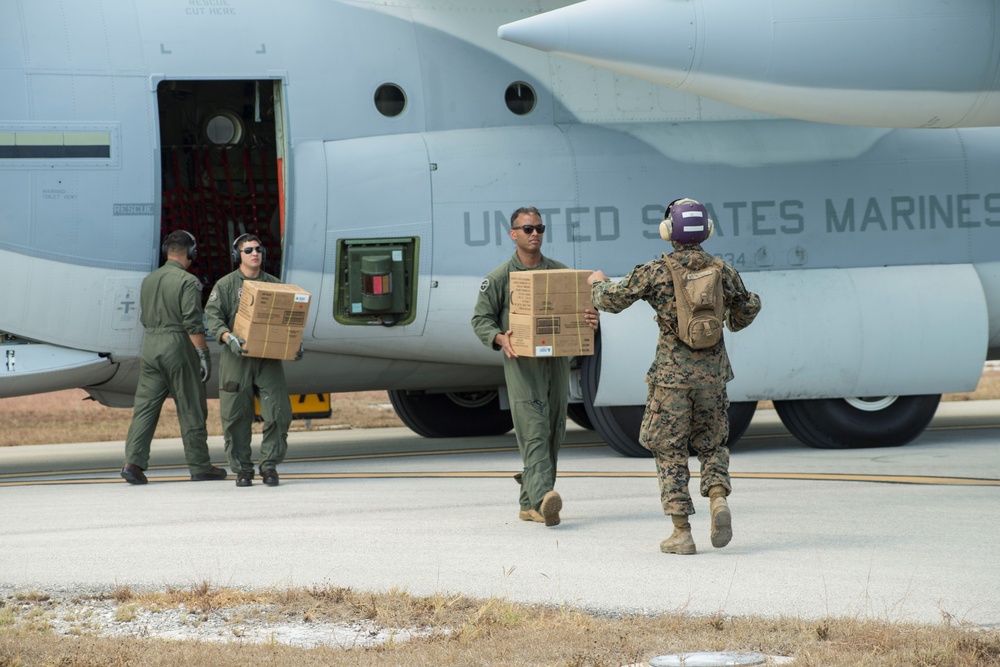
[505,81,536,115]
[374,84,407,117]
[203,110,244,146]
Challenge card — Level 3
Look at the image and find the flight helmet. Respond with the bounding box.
[659,198,714,244]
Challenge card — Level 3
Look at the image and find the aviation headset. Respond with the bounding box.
[161,230,198,261]
[231,233,266,265]
[659,198,714,244]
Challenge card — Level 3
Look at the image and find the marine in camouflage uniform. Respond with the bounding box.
[205,234,292,488]
[590,198,761,553]
[471,207,600,527]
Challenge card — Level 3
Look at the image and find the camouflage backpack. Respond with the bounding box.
[664,255,725,349]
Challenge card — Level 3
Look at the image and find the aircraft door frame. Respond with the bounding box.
[154,77,287,299]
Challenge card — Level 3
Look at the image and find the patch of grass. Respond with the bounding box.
[0,583,1000,667]
[114,605,136,623]
[109,584,134,603]
[1,587,997,667]
[0,390,403,447]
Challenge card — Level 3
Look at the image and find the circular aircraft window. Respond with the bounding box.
[203,110,244,146]
[505,81,536,115]
[374,84,407,117]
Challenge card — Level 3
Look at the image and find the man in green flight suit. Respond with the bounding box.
[205,233,297,488]
[120,230,228,485]
[472,207,600,527]
[589,198,761,554]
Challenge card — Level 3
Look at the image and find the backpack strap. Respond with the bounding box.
[662,255,687,336]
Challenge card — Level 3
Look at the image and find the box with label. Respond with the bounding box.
[232,312,304,361]
[508,313,595,358]
[509,269,593,315]
[238,282,312,326]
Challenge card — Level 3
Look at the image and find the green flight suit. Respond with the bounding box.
[205,269,291,476]
[124,259,213,474]
[472,253,570,512]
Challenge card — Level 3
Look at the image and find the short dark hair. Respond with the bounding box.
[162,230,196,257]
[510,206,541,228]
[235,233,262,250]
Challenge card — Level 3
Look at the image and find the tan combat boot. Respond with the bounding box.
[660,516,696,555]
[709,486,732,548]
[540,490,562,527]
[518,509,545,523]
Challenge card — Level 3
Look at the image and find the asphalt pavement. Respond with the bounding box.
[1,402,998,628]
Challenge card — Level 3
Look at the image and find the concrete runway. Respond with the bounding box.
[1,402,998,628]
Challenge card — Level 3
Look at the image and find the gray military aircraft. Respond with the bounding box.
[1,0,998,456]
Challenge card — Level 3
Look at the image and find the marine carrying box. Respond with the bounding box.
[237,282,312,326]
[508,313,594,358]
[232,312,305,361]
[509,269,593,315]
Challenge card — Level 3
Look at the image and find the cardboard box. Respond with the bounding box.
[238,282,312,327]
[232,312,304,361]
[508,313,595,358]
[509,269,593,315]
[510,290,594,316]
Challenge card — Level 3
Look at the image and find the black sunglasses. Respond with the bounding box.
[241,246,263,255]
[514,224,545,234]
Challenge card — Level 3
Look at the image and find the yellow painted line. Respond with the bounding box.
[1,470,997,488]
[0,443,585,480]
[0,476,193,487]
[732,422,1000,441]
[0,466,229,480]
[292,444,528,464]
[274,472,1000,486]
[730,472,1000,486]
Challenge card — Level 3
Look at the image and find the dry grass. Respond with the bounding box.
[1,584,997,666]
[0,390,403,447]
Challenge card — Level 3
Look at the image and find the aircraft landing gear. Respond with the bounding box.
[773,394,941,449]
[388,389,513,438]
[566,402,594,430]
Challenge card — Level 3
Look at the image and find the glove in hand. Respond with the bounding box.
[196,347,211,383]
[226,334,247,356]
[294,344,304,361]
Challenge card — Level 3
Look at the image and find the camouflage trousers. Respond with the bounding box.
[639,383,732,516]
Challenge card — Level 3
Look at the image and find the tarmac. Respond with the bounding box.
[1,402,998,628]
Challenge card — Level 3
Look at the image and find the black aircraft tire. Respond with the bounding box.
[566,402,595,430]
[773,394,941,449]
[387,390,513,438]
[580,332,758,457]
[727,400,758,444]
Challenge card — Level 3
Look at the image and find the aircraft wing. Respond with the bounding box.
[499,0,1000,129]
